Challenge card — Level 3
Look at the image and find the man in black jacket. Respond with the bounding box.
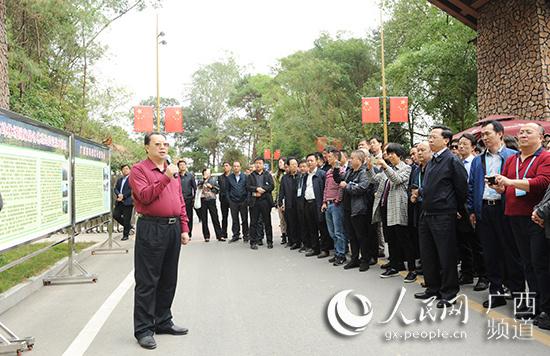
[413,126,468,308]
[247,157,274,250]
[278,157,301,250]
[178,160,196,239]
[227,161,249,243]
[217,162,232,239]
[113,164,134,240]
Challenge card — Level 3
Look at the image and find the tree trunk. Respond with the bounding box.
[0,0,9,109]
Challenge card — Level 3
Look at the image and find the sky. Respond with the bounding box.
[93,0,382,109]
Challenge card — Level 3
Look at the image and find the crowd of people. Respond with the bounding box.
[117,123,550,348]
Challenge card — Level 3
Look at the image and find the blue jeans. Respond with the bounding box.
[325,202,347,256]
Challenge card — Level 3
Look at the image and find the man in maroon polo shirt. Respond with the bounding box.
[494,123,550,329]
[129,132,190,349]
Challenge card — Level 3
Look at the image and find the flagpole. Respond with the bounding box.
[380,0,388,145]
[156,14,161,132]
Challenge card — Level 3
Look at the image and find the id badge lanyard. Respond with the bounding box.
[515,155,537,196]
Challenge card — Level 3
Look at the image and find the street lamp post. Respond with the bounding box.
[156,14,166,132]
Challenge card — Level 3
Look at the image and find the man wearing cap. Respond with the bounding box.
[129,132,190,350]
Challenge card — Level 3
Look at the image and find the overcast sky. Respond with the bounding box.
[93,0,381,108]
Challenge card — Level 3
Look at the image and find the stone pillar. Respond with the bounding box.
[477,0,550,121]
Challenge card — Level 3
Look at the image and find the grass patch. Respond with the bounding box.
[0,242,95,293]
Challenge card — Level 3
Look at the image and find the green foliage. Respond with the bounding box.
[5,0,157,169]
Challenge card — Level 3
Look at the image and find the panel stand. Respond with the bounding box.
[0,321,34,355]
[43,229,97,285]
[91,217,128,255]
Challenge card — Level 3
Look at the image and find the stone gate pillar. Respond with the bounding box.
[477,0,550,121]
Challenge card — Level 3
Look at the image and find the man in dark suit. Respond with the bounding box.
[113,164,134,240]
[278,157,300,250]
[413,126,468,308]
[227,161,249,242]
[217,162,232,239]
[178,160,197,239]
[302,153,328,257]
[247,157,274,250]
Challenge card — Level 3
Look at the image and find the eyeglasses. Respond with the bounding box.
[451,145,459,149]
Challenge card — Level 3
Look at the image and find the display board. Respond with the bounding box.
[0,110,72,252]
[74,138,111,223]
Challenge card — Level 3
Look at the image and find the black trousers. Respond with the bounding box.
[509,216,550,314]
[200,198,223,240]
[134,218,181,338]
[477,203,524,294]
[184,198,194,238]
[229,200,249,238]
[284,206,299,246]
[457,221,486,278]
[113,203,133,237]
[419,213,459,300]
[220,196,230,238]
[249,199,273,245]
[296,197,307,247]
[304,200,320,251]
[343,211,371,263]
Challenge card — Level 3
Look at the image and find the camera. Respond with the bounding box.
[486,176,497,185]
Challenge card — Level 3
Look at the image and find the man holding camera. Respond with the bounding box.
[466,120,524,310]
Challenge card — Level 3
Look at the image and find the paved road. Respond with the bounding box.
[1,210,550,355]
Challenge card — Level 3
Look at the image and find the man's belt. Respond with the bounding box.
[306,199,316,203]
[138,215,180,224]
[483,199,501,206]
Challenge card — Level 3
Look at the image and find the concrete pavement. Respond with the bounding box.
[1,210,549,355]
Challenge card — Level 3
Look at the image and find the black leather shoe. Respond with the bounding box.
[121,236,129,241]
[137,335,156,349]
[343,260,360,270]
[267,243,273,249]
[290,244,301,250]
[243,237,249,242]
[285,243,294,249]
[437,300,455,309]
[229,237,240,243]
[333,256,347,266]
[458,275,473,285]
[317,251,330,258]
[250,244,258,250]
[474,277,489,291]
[368,258,377,266]
[298,246,307,252]
[414,291,439,300]
[380,261,391,269]
[281,235,287,244]
[306,250,320,257]
[156,324,189,335]
[536,312,550,329]
[483,296,507,309]
[328,256,337,263]
[257,240,264,246]
[359,262,370,272]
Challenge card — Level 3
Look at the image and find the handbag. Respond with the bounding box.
[194,188,202,209]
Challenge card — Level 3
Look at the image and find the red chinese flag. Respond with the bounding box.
[362,97,380,124]
[264,149,271,160]
[273,149,281,160]
[134,106,154,132]
[390,97,409,123]
[164,107,184,133]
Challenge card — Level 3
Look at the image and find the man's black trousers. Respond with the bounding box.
[477,202,524,294]
[220,196,230,238]
[113,203,133,237]
[418,213,459,300]
[249,199,273,245]
[184,198,194,238]
[134,218,181,339]
[229,200,249,239]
